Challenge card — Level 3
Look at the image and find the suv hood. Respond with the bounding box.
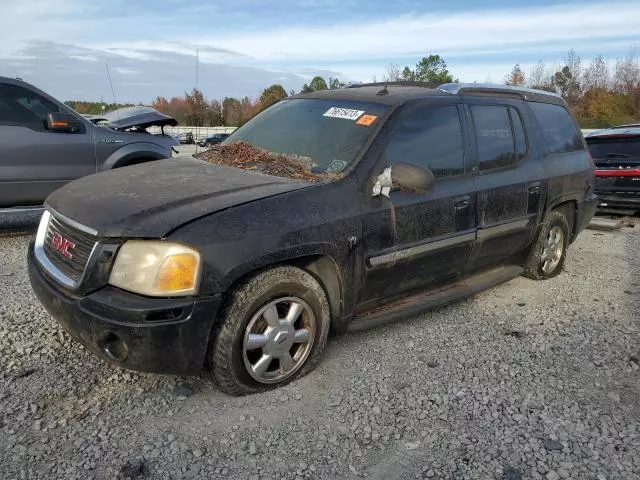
[101,106,178,130]
[45,157,312,238]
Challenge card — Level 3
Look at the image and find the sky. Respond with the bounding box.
[2,0,639,103]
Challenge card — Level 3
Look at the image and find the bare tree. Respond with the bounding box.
[550,50,582,106]
[505,64,526,86]
[383,63,402,81]
[583,55,610,91]
[614,47,640,94]
[564,49,582,90]
[528,60,548,89]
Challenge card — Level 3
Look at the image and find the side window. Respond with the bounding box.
[471,105,515,171]
[384,105,465,178]
[529,102,583,153]
[509,107,527,161]
[0,83,59,130]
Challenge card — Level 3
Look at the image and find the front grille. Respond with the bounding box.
[42,214,97,283]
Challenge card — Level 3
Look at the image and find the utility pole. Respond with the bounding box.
[195,48,199,152]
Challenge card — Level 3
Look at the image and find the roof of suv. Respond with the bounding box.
[586,125,640,138]
[291,82,565,106]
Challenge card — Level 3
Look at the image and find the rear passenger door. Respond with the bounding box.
[465,101,545,270]
[359,101,476,305]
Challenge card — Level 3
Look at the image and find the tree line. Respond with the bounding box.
[502,48,640,128]
[64,101,136,115]
[148,76,344,127]
[385,50,640,128]
[66,49,639,128]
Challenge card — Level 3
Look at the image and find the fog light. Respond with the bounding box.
[99,332,128,362]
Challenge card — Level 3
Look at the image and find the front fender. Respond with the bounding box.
[100,142,171,170]
[217,242,342,292]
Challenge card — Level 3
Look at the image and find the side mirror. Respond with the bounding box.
[46,112,85,133]
[372,162,435,197]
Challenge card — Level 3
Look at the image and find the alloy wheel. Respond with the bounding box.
[242,297,316,384]
[540,225,564,274]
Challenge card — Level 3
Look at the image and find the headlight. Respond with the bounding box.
[109,241,201,297]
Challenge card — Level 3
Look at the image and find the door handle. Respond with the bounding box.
[528,184,540,193]
[454,196,471,209]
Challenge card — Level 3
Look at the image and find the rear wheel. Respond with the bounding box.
[523,210,570,280]
[208,266,330,396]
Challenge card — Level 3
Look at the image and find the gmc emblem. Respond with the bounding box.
[50,232,75,259]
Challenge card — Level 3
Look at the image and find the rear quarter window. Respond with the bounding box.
[529,102,584,154]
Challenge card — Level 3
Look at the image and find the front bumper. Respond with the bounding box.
[28,243,221,375]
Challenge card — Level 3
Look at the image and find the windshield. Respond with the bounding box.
[587,137,640,159]
[225,98,387,175]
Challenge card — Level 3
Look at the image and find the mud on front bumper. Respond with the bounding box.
[28,242,221,375]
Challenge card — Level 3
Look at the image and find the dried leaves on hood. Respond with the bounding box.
[195,141,327,182]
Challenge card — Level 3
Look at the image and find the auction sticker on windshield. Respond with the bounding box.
[356,114,378,126]
[323,107,364,120]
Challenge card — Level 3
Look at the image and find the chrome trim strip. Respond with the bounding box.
[34,210,98,290]
[370,232,476,267]
[477,218,530,241]
[0,206,44,214]
[47,207,98,237]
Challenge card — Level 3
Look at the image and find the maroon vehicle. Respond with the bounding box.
[585,125,640,215]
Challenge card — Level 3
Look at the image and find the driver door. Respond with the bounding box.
[0,82,95,207]
[358,101,477,306]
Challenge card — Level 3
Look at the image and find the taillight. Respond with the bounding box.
[595,168,640,177]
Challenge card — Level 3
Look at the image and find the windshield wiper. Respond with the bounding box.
[602,152,632,158]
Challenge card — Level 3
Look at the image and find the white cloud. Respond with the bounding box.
[0,0,93,57]
[199,1,640,62]
[114,67,139,75]
[93,41,246,63]
[70,55,98,62]
[1,0,638,99]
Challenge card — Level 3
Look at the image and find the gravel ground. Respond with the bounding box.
[1,218,639,480]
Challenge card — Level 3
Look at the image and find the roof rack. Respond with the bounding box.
[610,123,640,129]
[438,83,562,101]
[345,81,439,89]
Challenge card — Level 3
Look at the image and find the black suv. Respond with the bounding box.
[197,132,231,147]
[28,83,596,395]
[585,125,640,214]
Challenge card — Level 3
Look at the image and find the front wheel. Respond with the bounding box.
[523,210,570,280]
[208,266,330,396]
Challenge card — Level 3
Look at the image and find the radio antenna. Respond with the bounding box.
[105,63,120,120]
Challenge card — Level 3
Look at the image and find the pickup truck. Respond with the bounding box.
[0,77,178,210]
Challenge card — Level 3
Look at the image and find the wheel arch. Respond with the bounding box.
[549,199,577,242]
[221,252,345,332]
[100,143,170,170]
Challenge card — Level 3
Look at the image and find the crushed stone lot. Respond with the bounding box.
[1,219,639,480]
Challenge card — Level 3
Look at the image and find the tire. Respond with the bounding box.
[523,210,570,280]
[208,266,330,396]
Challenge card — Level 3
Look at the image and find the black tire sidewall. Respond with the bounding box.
[211,267,330,394]
[529,212,570,279]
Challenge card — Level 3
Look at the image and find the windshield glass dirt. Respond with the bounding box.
[213,98,387,178]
